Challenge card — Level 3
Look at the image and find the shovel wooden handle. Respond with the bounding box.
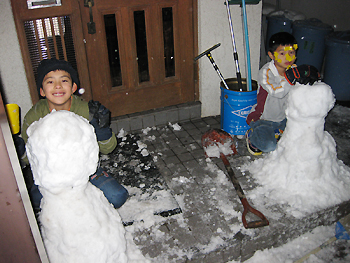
[201,129,269,229]
[220,153,269,229]
[241,198,269,229]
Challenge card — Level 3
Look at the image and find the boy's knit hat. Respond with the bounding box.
[36,58,80,94]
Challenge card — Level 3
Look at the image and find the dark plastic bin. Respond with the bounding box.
[266,15,292,53]
[292,19,333,71]
[324,31,350,101]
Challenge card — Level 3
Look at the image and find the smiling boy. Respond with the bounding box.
[245,32,320,155]
[21,58,128,210]
[40,69,77,111]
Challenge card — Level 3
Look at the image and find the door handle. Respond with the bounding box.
[84,0,96,34]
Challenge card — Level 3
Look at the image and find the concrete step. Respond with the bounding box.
[111,101,201,134]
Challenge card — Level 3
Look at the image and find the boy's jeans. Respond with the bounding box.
[249,118,287,152]
[30,166,128,210]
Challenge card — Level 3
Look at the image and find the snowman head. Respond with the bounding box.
[26,110,99,194]
[286,82,335,120]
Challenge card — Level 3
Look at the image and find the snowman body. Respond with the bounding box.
[26,110,128,263]
[249,82,350,215]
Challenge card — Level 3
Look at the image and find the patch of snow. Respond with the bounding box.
[117,128,127,138]
[169,122,182,131]
[203,140,235,158]
[118,186,180,229]
[142,127,152,135]
[228,224,350,263]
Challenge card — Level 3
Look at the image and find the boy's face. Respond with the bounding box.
[40,70,77,110]
[268,44,297,72]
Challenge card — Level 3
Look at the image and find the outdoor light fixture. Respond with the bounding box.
[27,0,62,9]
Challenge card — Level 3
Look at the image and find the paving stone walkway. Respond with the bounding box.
[105,105,350,262]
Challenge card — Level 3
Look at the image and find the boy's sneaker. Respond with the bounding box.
[274,129,284,142]
[245,129,262,156]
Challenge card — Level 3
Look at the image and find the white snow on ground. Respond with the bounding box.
[228,224,350,263]
[204,139,235,158]
[136,140,149,157]
[169,122,182,131]
[142,127,153,135]
[118,186,180,229]
[117,128,127,138]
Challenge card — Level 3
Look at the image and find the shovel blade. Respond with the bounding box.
[201,129,237,158]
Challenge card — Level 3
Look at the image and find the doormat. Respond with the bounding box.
[99,133,182,226]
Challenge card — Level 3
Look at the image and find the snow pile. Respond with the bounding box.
[247,82,350,217]
[26,110,128,263]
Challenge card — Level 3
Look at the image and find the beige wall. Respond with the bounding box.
[198,1,262,117]
[0,0,32,123]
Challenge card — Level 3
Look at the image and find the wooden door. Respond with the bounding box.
[80,0,196,117]
[11,0,196,116]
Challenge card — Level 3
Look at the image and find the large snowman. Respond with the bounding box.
[26,110,128,263]
[248,82,350,217]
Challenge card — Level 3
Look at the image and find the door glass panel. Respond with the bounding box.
[104,14,122,87]
[23,16,77,88]
[134,10,150,83]
[162,7,175,78]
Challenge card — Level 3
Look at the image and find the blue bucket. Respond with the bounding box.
[220,78,258,136]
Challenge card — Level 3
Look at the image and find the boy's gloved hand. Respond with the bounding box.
[88,100,112,141]
[285,64,320,85]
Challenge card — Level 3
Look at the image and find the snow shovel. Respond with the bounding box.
[202,129,269,229]
[194,43,230,90]
[294,213,350,263]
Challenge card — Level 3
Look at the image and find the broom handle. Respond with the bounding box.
[242,0,252,91]
[225,0,243,91]
[206,53,230,90]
